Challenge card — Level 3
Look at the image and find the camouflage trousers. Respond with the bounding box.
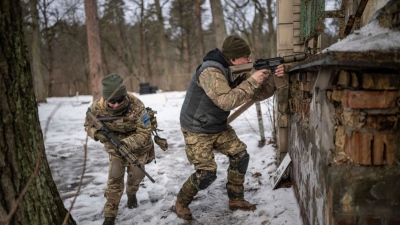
[104,155,145,218]
[177,125,248,207]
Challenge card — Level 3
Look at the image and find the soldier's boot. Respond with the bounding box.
[227,151,256,211]
[229,199,256,211]
[175,200,193,220]
[102,217,115,225]
[175,174,202,220]
[127,194,137,209]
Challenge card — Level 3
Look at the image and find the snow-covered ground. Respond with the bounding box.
[38,91,302,225]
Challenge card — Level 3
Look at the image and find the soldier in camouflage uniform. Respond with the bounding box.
[84,74,153,225]
[175,35,285,220]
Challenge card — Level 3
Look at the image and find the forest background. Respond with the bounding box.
[23,0,338,102]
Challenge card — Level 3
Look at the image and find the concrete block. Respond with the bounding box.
[278,24,294,50]
[293,5,301,14]
[294,29,300,37]
[292,13,300,22]
[278,0,293,23]
[294,37,302,44]
[293,21,301,29]
[293,44,305,53]
[293,0,301,6]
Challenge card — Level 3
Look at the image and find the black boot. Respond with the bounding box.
[127,194,138,208]
[103,217,115,225]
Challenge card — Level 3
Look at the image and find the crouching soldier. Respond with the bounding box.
[175,35,285,220]
[84,73,154,225]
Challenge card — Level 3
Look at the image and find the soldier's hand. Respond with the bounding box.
[94,131,108,143]
[275,65,285,77]
[251,69,269,85]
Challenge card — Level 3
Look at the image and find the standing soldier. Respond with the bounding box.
[175,35,285,220]
[84,74,154,225]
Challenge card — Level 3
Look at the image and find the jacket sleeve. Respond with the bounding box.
[199,67,260,111]
[83,105,99,141]
[120,103,153,152]
[251,74,277,101]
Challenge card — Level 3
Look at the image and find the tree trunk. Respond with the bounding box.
[29,0,47,103]
[40,0,55,97]
[266,0,276,57]
[155,0,172,91]
[0,1,76,224]
[84,0,104,100]
[195,0,205,60]
[139,0,146,82]
[210,0,227,47]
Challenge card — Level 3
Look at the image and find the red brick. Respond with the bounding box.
[345,132,373,165]
[341,90,398,109]
[373,134,397,166]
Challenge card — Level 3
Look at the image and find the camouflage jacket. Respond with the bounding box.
[84,93,153,158]
[200,67,277,111]
[180,49,277,134]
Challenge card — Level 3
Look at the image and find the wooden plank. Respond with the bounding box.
[270,153,292,189]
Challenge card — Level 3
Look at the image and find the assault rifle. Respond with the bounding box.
[87,111,156,183]
[228,53,308,83]
[227,53,308,124]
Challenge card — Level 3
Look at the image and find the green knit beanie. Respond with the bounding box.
[102,73,127,100]
[221,35,251,59]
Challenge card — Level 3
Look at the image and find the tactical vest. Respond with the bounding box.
[180,60,235,134]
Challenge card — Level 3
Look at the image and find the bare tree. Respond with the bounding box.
[223,0,276,58]
[169,0,197,72]
[138,0,146,80]
[84,0,104,100]
[0,0,76,224]
[210,0,227,47]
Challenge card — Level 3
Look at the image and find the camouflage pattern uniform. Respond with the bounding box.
[84,93,153,218]
[176,47,277,218]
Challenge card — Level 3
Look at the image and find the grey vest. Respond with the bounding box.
[180,60,234,134]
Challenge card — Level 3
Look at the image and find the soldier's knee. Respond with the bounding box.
[109,159,124,178]
[229,150,249,174]
[191,170,217,190]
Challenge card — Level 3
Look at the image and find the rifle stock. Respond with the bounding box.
[87,111,156,183]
